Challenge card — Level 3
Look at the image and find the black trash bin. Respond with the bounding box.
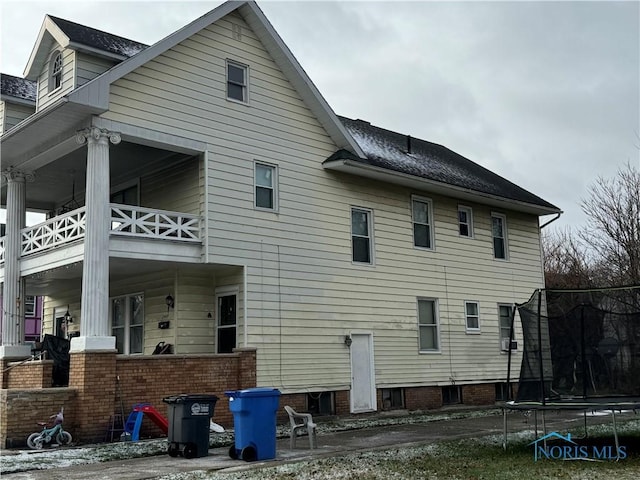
[163,394,218,458]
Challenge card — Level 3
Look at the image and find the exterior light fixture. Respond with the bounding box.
[64,306,72,324]
[165,295,175,310]
[344,335,352,347]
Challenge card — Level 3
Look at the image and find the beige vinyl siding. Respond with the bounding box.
[75,52,116,87]
[37,46,75,112]
[42,292,81,338]
[141,157,199,214]
[100,11,542,392]
[2,102,35,132]
[173,269,214,353]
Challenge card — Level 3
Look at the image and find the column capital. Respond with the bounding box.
[1,166,35,183]
[76,127,121,146]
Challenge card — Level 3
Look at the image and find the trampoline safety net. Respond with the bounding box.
[513,286,640,403]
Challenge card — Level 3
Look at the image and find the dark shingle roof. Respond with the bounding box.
[0,74,37,102]
[48,15,148,58]
[333,116,559,211]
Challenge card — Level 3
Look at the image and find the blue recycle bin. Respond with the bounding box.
[225,387,281,461]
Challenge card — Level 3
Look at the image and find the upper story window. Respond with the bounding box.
[465,301,480,333]
[24,295,36,317]
[418,298,439,352]
[412,196,434,249]
[458,205,473,237]
[351,207,373,264]
[226,60,248,103]
[254,162,277,210]
[491,213,508,259]
[49,51,62,92]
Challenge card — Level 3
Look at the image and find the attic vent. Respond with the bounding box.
[232,23,242,41]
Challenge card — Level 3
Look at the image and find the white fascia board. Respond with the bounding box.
[324,159,563,216]
[241,2,366,159]
[24,16,71,80]
[67,42,128,62]
[0,96,36,107]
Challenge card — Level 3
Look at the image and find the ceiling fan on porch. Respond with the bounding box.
[58,170,81,214]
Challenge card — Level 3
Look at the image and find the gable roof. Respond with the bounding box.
[24,15,147,80]
[48,15,148,58]
[0,74,37,104]
[65,0,364,157]
[325,117,561,215]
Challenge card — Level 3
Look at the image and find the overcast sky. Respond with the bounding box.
[1,0,639,231]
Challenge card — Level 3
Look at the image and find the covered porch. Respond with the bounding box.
[1,110,214,358]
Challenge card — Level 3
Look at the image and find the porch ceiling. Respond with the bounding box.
[1,141,192,213]
[24,259,240,296]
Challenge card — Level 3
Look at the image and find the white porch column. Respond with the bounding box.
[72,127,120,352]
[0,168,33,359]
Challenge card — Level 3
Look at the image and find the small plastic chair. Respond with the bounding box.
[284,405,317,449]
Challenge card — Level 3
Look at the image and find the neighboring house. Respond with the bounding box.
[0,294,44,344]
[0,0,560,420]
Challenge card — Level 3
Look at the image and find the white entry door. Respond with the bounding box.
[350,333,376,413]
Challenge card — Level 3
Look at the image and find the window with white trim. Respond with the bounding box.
[412,196,434,249]
[491,213,508,259]
[458,205,473,237]
[465,301,480,332]
[499,304,514,348]
[351,207,373,264]
[254,162,276,210]
[49,51,62,91]
[24,295,36,317]
[226,60,248,102]
[111,293,144,354]
[418,298,439,351]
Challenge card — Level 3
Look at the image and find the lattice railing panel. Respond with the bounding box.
[21,207,87,256]
[110,204,200,241]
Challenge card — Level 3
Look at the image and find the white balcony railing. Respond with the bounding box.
[110,204,200,241]
[0,204,201,262]
[21,207,87,256]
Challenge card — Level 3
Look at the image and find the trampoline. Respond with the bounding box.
[502,285,640,452]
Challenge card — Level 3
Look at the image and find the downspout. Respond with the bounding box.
[243,264,248,347]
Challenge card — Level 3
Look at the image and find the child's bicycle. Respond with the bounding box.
[26,408,73,449]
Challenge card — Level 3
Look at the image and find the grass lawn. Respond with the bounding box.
[163,425,640,480]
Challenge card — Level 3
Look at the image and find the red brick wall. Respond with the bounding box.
[114,353,255,436]
[462,384,496,405]
[0,388,76,448]
[405,386,443,410]
[6,361,53,389]
[69,351,117,443]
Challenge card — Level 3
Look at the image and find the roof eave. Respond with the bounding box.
[0,96,36,107]
[67,41,128,62]
[324,158,562,216]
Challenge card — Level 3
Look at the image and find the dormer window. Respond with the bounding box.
[49,51,62,92]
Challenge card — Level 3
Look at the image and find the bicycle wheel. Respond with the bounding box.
[27,433,44,450]
[56,431,72,446]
